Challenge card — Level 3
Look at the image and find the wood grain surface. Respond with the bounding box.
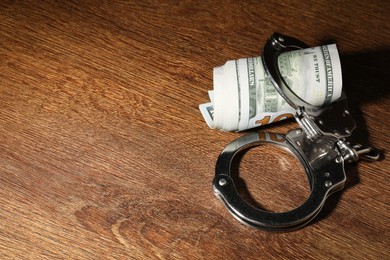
[0,0,389,258]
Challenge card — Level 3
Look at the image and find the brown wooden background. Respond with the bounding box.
[0,0,389,258]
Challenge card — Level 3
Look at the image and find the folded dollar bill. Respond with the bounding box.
[200,44,342,131]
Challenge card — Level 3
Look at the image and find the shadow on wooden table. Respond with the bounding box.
[342,49,389,147]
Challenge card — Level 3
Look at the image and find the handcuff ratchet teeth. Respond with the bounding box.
[213,33,379,231]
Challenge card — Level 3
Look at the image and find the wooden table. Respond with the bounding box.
[0,0,389,258]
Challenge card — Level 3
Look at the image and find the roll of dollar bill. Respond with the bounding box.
[199,44,342,131]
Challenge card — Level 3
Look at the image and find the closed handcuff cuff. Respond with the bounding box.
[213,33,380,231]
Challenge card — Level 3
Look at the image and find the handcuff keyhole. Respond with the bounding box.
[232,144,310,213]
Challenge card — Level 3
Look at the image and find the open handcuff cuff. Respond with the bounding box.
[213,33,379,231]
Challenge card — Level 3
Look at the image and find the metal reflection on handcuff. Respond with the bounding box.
[213,33,379,231]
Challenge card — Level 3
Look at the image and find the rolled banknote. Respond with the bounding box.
[199,44,342,131]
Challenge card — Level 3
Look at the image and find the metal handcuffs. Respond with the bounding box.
[213,33,379,231]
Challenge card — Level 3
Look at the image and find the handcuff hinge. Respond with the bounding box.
[337,140,380,163]
[337,140,358,163]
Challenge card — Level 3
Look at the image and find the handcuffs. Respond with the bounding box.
[213,33,379,231]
